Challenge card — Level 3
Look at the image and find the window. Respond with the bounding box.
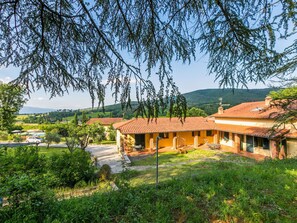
[206,130,213,136]
[159,132,169,139]
[263,138,270,150]
[254,137,263,148]
[224,132,229,141]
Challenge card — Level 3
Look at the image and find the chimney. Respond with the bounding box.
[265,96,272,106]
[218,106,224,114]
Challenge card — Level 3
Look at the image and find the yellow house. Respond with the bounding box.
[113,117,216,152]
[211,97,297,158]
[114,97,297,158]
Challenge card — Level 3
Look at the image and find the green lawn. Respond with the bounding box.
[4,146,69,157]
[26,159,297,222]
[38,146,69,156]
[132,148,254,166]
[1,144,296,222]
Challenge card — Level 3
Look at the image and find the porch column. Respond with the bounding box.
[194,135,199,148]
[234,134,240,153]
[270,140,279,159]
[213,131,219,144]
[172,137,177,150]
[149,137,154,151]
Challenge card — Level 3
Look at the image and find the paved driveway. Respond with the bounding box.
[86,145,123,173]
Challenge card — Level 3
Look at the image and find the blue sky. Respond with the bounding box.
[0,54,268,109]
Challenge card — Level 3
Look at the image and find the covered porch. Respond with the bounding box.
[122,130,217,153]
[215,124,289,159]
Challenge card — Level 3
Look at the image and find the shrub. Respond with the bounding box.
[49,150,96,188]
[12,134,23,142]
[1,146,47,174]
[0,131,8,141]
[98,164,112,181]
[74,180,88,188]
[0,173,56,223]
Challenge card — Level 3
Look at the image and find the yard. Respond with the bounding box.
[125,148,257,187]
[1,145,296,222]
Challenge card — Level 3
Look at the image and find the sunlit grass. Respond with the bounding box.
[132,148,254,166]
[38,146,69,156]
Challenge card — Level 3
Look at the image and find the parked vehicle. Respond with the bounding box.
[26,136,43,144]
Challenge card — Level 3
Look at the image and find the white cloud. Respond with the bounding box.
[30,97,45,101]
[0,76,12,83]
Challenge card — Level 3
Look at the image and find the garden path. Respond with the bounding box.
[86,145,124,173]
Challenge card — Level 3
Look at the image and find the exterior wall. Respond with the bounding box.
[176,132,193,147]
[218,130,272,156]
[254,146,271,157]
[287,138,297,158]
[219,131,234,147]
[215,117,275,128]
[116,130,121,151]
[140,131,215,149]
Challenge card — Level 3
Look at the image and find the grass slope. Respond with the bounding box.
[0,147,296,222]
[44,159,297,222]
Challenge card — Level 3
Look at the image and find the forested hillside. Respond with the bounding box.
[183,88,277,114]
[20,88,277,122]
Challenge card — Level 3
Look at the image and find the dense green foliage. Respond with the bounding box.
[49,150,97,188]
[184,88,278,114]
[0,146,97,187]
[1,158,296,222]
[0,146,99,222]
[0,83,27,131]
[187,107,208,117]
[269,87,297,128]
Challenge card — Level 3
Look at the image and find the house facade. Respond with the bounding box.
[113,117,216,152]
[211,97,297,158]
[114,97,297,158]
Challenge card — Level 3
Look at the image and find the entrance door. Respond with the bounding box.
[135,134,145,147]
[246,136,254,153]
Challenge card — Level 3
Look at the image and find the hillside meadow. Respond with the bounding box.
[0,145,296,222]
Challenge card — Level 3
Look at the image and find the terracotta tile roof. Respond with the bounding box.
[115,117,215,134]
[212,101,282,119]
[86,118,123,126]
[113,119,135,129]
[215,124,289,139]
[285,132,297,138]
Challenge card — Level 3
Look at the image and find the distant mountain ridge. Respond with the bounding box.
[19,106,57,114]
[19,88,278,116]
[183,88,277,107]
[183,88,278,114]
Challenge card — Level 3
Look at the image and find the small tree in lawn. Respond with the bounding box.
[45,129,61,149]
[66,123,103,150]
